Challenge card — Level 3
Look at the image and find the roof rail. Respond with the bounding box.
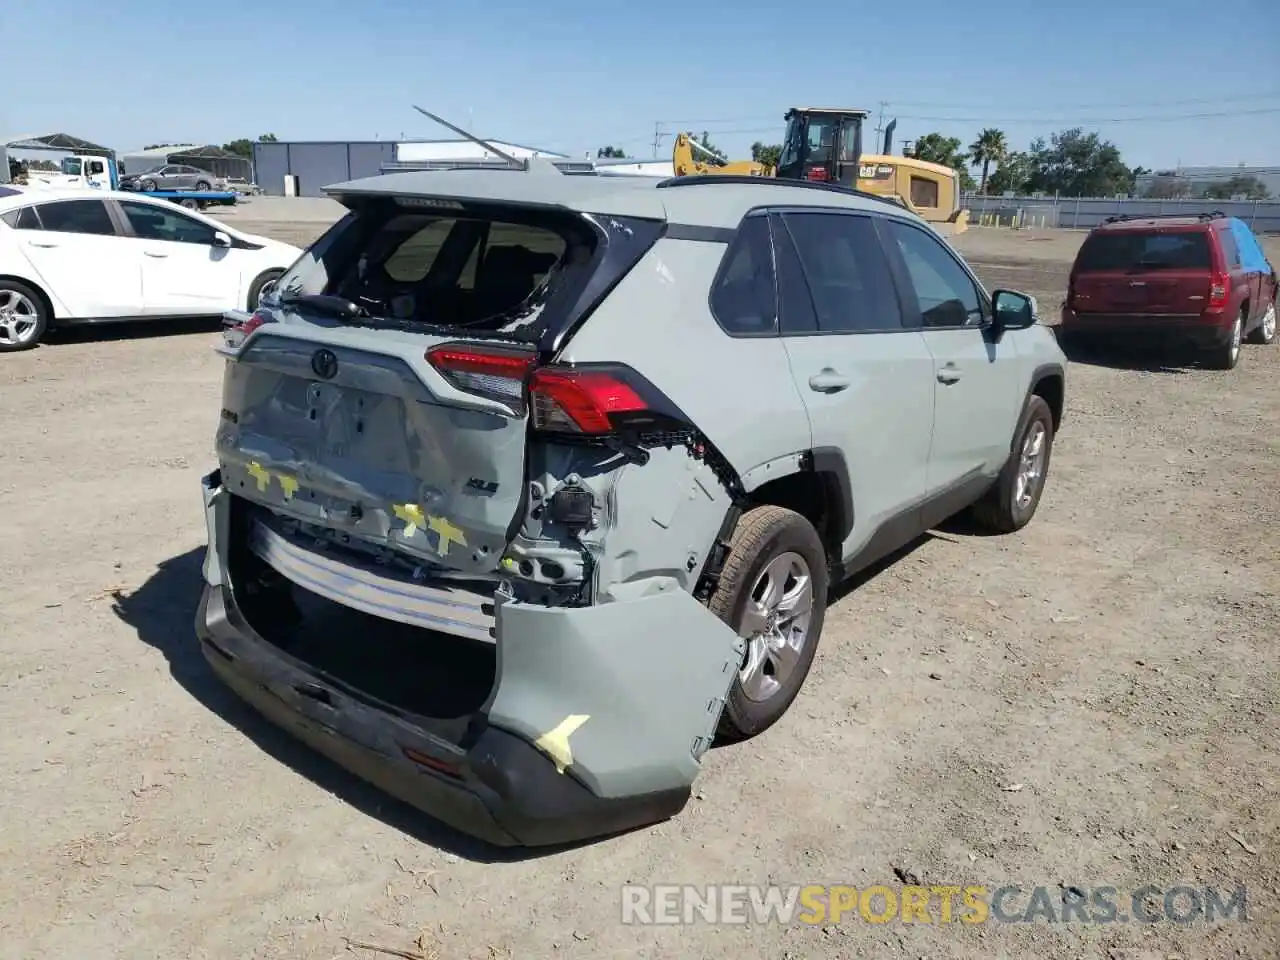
[1102,210,1227,224]
[654,173,906,209]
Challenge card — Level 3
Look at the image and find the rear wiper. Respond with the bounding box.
[278,293,370,319]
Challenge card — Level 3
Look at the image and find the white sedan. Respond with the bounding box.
[0,187,302,352]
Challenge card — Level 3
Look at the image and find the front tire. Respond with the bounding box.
[0,280,49,352]
[706,505,829,743]
[1246,303,1276,345]
[140,179,157,192]
[970,395,1055,533]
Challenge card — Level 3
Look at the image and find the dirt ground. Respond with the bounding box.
[1,219,1277,960]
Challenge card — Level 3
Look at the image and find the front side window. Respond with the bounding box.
[61,157,83,176]
[887,220,984,328]
[34,199,115,237]
[777,211,902,334]
[120,201,217,245]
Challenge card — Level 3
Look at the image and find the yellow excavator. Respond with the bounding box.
[671,107,968,231]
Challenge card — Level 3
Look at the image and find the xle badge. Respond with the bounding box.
[311,348,338,379]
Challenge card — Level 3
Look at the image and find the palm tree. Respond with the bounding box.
[968,128,1008,194]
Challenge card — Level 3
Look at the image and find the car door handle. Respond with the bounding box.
[26,240,59,248]
[143,250,169,258]
[808,369,850,393]
[936,364,962,384]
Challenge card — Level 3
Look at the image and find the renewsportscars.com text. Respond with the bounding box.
[621,884,1248,926]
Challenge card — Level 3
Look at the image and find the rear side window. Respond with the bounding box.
[709,214,777,335]
[777,211,902,333]
[3,206,43,230]
[1218,228,1240,268]
[34,199,115,236]
[273,201,607,343]
[1076,231,1211,272]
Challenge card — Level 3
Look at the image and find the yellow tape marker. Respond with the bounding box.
[427,514,468,557]
[393,503,426,537]
[277,474,299,500]
[534,714,590,774]
[246,461,271,492]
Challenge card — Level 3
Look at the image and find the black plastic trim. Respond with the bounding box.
[807,447,855,545]
[1027,361,1066,432]
[666,223,736,243]
[837,468,994,582]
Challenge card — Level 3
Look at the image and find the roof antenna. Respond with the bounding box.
[411,105,523,169]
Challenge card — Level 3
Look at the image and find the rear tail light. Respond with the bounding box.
[426,343,536,409]
[806,167,830,182]
[1207,271,1229,313]
[222,310,271,348]
[426,344,687,437]
[529,368,647,434]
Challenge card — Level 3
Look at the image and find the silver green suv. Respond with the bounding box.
[196,163,1066,847]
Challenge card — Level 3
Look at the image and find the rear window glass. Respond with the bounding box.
[277,203,586,341]
[1076,231,1211,272]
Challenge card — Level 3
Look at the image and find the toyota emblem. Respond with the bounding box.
[311,348,338,379]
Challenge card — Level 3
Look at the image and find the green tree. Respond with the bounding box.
[694,131,727,161]
[906,133,975,192]
[751,141,782,168]
[596,145,626,158]
[968,128,1008,194]
[1142,173,1192,199]
[986,150,1033,195]
[260,133,278,142]
[1204,175,1270,200]
[1025,128,1134,197]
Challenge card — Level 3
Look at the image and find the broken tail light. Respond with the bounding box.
[222,310,271,348]
[1206,271,1229,313]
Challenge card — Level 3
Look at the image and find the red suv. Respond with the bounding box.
[1059,212,1277,369]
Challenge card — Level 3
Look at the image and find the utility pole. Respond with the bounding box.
[651,122,663,159]
[873,101,887,147]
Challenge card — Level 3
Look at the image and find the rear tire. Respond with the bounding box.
[970,395,1055,534]
[195,180,211,192]
[1208,310,1244,370]
[247,269,284,310]
[0,279,49,353]
[706,505,829,744]
[1246,303,1276,345]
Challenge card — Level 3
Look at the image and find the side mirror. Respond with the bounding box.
[212,231,232,248]
[990,289,1037,335]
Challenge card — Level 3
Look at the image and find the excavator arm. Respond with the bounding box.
[672,133,772,178]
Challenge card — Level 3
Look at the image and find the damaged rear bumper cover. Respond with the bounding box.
[196,470,743,847]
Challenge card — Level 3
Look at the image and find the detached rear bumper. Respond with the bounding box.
[195,470,742,848]
[1059,307,1232,347]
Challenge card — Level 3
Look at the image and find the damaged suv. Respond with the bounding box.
[196,163,1066,847]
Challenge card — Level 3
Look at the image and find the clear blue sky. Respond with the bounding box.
[9,0,1280,170]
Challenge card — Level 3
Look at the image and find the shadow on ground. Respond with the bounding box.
[45,316,222,346]
[1055,335,1203,374]
[109,548,597,863]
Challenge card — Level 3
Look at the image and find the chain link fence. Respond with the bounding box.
[962,194,1280,233]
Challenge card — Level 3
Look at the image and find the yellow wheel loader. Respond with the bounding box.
[671,107,968,231]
